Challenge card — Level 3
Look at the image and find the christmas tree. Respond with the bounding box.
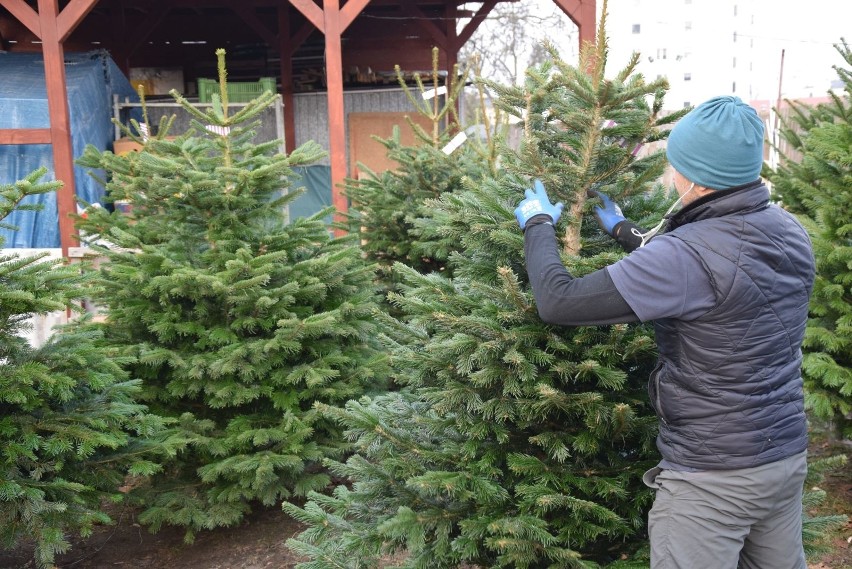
[345,48,502,285]
[75,50,389,540]
[285,8,682,567]
[766,40,852,439]
[0,169,166,568]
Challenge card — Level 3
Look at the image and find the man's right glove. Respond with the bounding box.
[587,190,646,253]
[587,190,625,237]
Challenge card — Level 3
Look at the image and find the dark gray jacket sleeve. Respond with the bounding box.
[523,220,639,326]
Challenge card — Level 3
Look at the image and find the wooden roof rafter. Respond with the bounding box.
[124,1,171,58]
[398,0,449,49]
[456,0,498,47]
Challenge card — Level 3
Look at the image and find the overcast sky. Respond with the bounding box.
[753,0,850,96]
[594,0,851,98]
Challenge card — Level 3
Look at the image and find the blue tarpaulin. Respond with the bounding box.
[0,51,138,247]
[290,165,332,222]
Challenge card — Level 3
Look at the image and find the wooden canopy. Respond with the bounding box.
[0,0,596,253]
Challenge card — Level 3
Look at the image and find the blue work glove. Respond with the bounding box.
[514,179,564,230]
[587,190,626,237]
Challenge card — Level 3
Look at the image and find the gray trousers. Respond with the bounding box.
[643,451,808,569]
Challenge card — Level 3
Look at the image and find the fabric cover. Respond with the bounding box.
[0,51,138,247]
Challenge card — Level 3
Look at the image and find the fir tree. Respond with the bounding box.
[0,169,166,568]
[766,40,852,439]
[75,49,389,540]
[345,49,502,283]
[801,454,849,559]
[285,8,682,567]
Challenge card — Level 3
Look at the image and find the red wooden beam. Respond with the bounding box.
[444,1,458,124]
[339,0,371,31]
[287,0,372,234]
[288,0,324,33]
[38,0,78,257]
[289,20,315,55]
[56,0,99,42]
[0,0,40,37]
[278,5,296,154]
[455,0,497,47]
[232,3,278,47]
[276,8,320,154]
[0,128,52,144]
[551,0,596,49]
[323,0,347,232]
[0,0,106,255]
[398,0,446,49]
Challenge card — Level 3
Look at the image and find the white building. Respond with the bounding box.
[600,0,847,111]
[601,0,761,110]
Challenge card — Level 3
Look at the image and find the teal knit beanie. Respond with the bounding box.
[666,95,765,190]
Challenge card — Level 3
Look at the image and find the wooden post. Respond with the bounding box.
[39,0,78,257]
[323,0,348,231]
[551,0,597,50]
[0,0,100,257]
[278,16,317,156]
[278,7,297,154]
[288,0,370,234]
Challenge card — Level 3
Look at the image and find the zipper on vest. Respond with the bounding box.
[649,362,668,425]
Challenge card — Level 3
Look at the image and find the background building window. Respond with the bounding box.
[632,24,641,34]
[684,72,692,81]
[732,81,737,93]
[685,21,692,31]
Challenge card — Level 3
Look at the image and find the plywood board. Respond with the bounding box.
[348,112,435,177]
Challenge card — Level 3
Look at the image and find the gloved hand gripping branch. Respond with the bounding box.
[514,179,564,230]
[587,190,646,252]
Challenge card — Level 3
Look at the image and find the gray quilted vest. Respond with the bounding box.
[650,182,814,470]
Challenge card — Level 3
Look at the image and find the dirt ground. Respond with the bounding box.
[1,442,850,569]
[0,505,308,569]
[806,437,852,569]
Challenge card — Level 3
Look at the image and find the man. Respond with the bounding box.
[514,96,815,568]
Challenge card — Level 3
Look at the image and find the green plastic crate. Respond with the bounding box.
[197,77,276,103]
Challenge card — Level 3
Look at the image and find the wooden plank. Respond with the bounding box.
[339,0,371,32]
[348,112,433,177]
[289,20,315,56]
[0,0,41,37]
[288,0,324,34]
[0,128,52,144]
[56,0,99,42]
[38,0,78,257]
[456,0,497,47]
[232,3,279,47]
